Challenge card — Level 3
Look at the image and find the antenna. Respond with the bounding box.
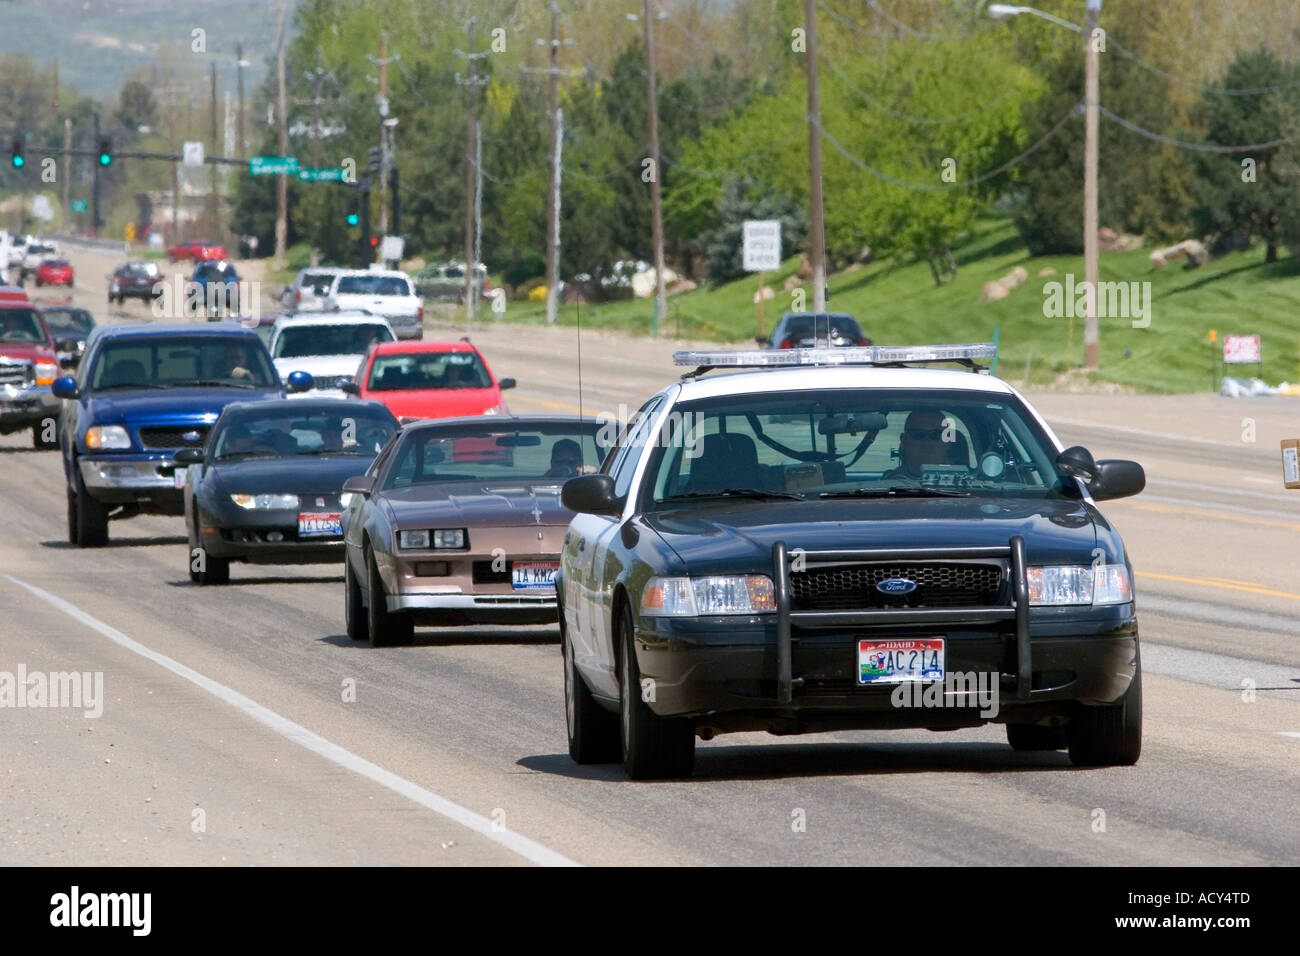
[575,294,584,422]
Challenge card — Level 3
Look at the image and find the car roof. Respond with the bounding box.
[398,413,602,435]
[272,312,392,329]
[92,322,264,340]
[369,339,478,355]
[218,397,397,419]
[673,365,1016,402]
[332,268,410,279]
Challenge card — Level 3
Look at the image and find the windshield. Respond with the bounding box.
[41,308,93,335]
[212,406,397,460]
[273,323,393,358]
[643,388,1071,505]
[90,336,278,390]
[384,422,608,489]
[336,275,411,296]
[779,314,862,341]
[0,308,48,344]
[366,350,491,390]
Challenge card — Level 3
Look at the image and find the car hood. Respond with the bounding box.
[1,342,55,361]
[203,455,374,496]
[368,387,501,420]
[380,480,571,530]
[85,386,280,423]
[272,354,363,379]
[642,496,1103,574]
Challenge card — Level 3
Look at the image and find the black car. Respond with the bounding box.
[558,345,1146,779]
[177,398,399,584]
[761,312,870,349]
[39,305,95,369]
[108,261,163,305]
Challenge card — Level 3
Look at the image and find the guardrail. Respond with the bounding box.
[49,234,130,257]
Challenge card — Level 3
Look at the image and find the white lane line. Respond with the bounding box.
[1046,416,1250,449]
[1278,732,1300,739]
[5,574,579,868]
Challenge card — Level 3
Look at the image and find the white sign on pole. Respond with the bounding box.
[1223,334,1261,364]
[379,235,404,263]
[182,141,205,167]
[31,196,54,222]
[742,220,781,272]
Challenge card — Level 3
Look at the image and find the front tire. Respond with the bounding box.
[618,605,694,780]
[366,545,413,647]
[32,424,57,450]
[1068,666,1142,767]
[70,468,109,547]
[564,619,620,764]
[344,551,369,641]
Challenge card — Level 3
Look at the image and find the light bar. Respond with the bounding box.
[673,343,997,369]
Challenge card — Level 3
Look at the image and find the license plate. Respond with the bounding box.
[512,561,558,590]
[858,638,945,685]
[172,466,187,489]
[298,512,342,537]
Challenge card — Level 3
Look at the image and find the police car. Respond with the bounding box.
[557,344,1145,779]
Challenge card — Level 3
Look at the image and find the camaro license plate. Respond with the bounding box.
[298,512,342,538]
[858,638,945,685]
[512,561,559,590]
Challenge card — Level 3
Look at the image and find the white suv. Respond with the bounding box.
[282,267,346,312]
[324,269,423,340]
[268,312,396,398]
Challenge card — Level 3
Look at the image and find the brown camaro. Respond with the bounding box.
[340,415,611,645]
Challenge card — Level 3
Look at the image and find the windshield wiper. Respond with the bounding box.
[295,448,368,456]
[215,451,277,461]
[661,487,806,502]
[93,382,168,391]
[171,379,260,390]
[820,486,971,499]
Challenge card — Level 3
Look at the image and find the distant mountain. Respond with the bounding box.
[0,0,300,100]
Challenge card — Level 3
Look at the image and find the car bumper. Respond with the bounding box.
[0,384,58,432]
[633,604,1139,727]
[78,456,185,511]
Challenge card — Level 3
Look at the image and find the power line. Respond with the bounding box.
[819,0,996,41]
[1107,36,1300,97]
[1095,103,1298,152]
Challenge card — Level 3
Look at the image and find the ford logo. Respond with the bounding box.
[182,430,201,442]
[876,577,918,595]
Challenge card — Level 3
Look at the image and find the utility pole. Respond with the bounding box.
[642,0,666,339]
[1083,0,1101,369]
[273,0,289,270]
[544,2,561,325]
[456,19,488,319]
[91,112,101,237]
[474,119,483,286]
[376,32,391,238]
[167,89,180,242]
[805,0,827,313]
[309,47,325,169]
[61,118,71,223]
[209,61,220,240]
[236,42,247,158]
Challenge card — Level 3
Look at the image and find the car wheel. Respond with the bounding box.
[563,617,620,764]
[65,482,77,544]
[31,424,57,450]
[186,513,202,584]
[618,604,693,780]
[344,551,369,642]
[71,469,109,548]
[365,545,413,647]
[1067,666,1142,767]
[1006,723,1067,751]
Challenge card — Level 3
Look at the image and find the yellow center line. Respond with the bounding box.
[1136,571,1300,602]
[1119,501,1300,533]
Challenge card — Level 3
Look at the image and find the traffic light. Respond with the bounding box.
[10,138,23,168]
[97,138,112,166]
[345,195,359,227]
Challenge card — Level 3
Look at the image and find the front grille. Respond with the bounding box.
[790,562,1004,610]
[138,425,210,449]
[0,361,33,388]
[311,375,351,391]
[472,560,511,585]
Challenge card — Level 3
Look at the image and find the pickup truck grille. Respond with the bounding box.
[790,562,1003,610]
[138,425,210,449]
[0,360,33,388]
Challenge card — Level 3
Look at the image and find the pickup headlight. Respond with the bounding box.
[34,362,57,385]
[84,425,131,450]
[483,404,508,415]
[231,493,299,510]
[398,528,466,550]
[641,575,776,616]
[1027,565,1132,606]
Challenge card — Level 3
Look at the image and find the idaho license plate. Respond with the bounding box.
[298,512,342,538]
[512,561,559,590]
[858,638,945,685]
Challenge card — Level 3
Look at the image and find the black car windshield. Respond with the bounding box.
[212,406,397,460]
[41,308,94,335]
[0,308,48,344]
[367,350,491,390]
[384,422,609,489]
[273,323,393,358]
[644,388,1072,505]
[778,314,863,342]
[90,336,278,390]
[336,275,410,296]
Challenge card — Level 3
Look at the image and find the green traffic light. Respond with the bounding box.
[99,153,111,166]
[346,214,359,226]
[12,155,23,168]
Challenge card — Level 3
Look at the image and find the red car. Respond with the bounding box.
[0,288,61,448]
[35,258,74,287]
[349,340,515,425]
[168,239,227,263]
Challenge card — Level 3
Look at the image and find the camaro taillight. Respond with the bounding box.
[779,338,793,349]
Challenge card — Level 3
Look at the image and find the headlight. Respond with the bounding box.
[1027,565,1132,606]
[34,362,57,385]
[398,529,466,550]
[483,404,508,415]
[230,493,299,510]
[641,575,776,616]
[398,529,430,550]
[84,425,131,450]
[339,492,355,509]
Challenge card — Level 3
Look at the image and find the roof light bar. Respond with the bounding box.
[673,343,997,371]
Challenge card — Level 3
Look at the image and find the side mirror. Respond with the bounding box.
[561,473,622,516]
[342,474,375,497]
[51,376,78,399]
[498,377,516,390]
[54,337,79,353]
[1090,460,1145,501]
[339,381,360,395]
[1055,445,1098,483]
[173,447,205,465]
[285,370,315,393]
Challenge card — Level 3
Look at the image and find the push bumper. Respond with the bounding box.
[78,456,184,512]
[0,384,58,433]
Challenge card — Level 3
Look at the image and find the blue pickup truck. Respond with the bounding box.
[53,323,312,547]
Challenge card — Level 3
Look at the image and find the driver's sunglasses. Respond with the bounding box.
[903,427,946,441]
[555,457,580,467]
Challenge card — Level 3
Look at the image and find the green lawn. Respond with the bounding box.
[497,217,1300,394]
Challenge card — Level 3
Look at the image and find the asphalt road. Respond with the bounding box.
[3,247,1298,865]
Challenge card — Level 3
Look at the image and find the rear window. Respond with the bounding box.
[337,275,411,296]
[273,323,394,358]
[41,308,94,335]
[366,350,491,390]
[781,315,863,339]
